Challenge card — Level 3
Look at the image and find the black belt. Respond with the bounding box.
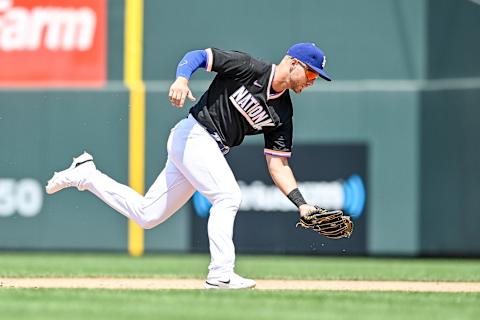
[206,129,230,155]
[189,114,230,155]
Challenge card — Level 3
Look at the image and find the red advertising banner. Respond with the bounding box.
[0,0,106,87]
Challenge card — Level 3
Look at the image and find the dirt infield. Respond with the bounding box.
[1,278,480,292]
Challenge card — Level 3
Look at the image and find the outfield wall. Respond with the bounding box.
[0,0,479,256]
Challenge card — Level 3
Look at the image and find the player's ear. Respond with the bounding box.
[289,60,296,72]
[283,55,295,73]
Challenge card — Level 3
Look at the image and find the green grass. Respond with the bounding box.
[0,289,479,320]
[0,252,479,281]
[0,252,479,320]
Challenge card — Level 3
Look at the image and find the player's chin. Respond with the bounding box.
[293,86,305,94]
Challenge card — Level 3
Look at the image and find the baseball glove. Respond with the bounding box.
[297,206,353,239]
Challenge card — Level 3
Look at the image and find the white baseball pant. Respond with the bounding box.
[82,114,241,278]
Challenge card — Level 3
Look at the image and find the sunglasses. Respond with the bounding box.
[295,59,319,81]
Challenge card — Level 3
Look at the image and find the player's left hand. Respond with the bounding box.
[169,77,196,108]
[297,206,353,239]
[298,204,318,217]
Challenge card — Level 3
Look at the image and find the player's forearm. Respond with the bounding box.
[175,50,208,80]
[266,155,316,215]
[269,163,315,214]
[270,167,298,196]
[266,155,298,196]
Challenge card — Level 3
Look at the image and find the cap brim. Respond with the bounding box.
[318,70,331,81]
[308,64,331,81]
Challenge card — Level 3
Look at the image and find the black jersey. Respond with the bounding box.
[189,48,293,157]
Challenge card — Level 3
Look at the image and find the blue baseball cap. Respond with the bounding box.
[287,43,331,81]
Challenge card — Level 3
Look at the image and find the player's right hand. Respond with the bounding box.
[168,77,196,108]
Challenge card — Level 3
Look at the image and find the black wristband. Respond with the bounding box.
[287,188,307,208]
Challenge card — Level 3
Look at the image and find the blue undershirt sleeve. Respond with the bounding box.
[175,50,208,80]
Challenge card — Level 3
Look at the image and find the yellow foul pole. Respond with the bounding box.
[124,0,145,256]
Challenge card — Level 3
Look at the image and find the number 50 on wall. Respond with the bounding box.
[0,178,43,218]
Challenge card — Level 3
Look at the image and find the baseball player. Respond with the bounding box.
[46,43,332,289]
